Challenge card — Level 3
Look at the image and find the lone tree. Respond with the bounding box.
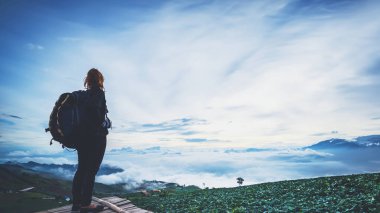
[237,177,244,186]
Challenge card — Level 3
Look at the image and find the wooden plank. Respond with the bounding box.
[124,206,141,210]
[48,210,69,213]
[121,203,152,213]
[126,211,139,213]
[49,209,70,213]
[113,199,131,204]
[102,196,125,203]
[50,207,73,213]
[137,209,153,213]
[35,196,152,213]
[119,205,136,209]
[114,200,132,206]
[92,197,127,213]
[100,210,116,213]
[129,210,151,213]
[130,208,151,213]
[119,204,136,209]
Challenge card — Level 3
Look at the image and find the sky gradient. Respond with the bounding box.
[1,0,380,151]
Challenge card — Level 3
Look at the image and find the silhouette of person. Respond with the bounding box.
[71,68,109,212]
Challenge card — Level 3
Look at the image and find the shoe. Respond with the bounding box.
[80,204,104,213]
[71,204,81,212]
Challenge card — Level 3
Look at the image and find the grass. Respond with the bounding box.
[0,164,127,212]
[126,173,380,212]
[0,192,68,213]
[2,163,379,212]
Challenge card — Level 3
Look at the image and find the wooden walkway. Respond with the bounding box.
[36,196,152,213]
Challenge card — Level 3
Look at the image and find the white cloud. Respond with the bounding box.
[96,171,142,187]
[10,157,75,165]
[27,43,44,50]
[58,37,81,42]
[7,150,31,157]
[4,0,380,151]
[4,144,377,189]
[98,145,377,188]
[3,1,380,189]
[6,148,64,157]
[56,0,379,148]
[277,148,334,157]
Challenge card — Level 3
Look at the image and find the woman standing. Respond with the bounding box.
[72,68,109,212]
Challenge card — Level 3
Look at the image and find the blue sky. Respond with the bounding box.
[1,0,380,153]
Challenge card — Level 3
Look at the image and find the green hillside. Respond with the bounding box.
[126,173,380,212]
[2,163,379,212]
[0,164,126,213]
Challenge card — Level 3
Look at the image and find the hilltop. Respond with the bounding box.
[306,135,380,150]
[1,163,379,212]
[0,162,185,212]
[126,173,380,212]
[0,163,127,213]
[1,135,379,212]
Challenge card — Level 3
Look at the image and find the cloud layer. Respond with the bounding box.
[6,144,377,188]
[102,145,380,188]
[3,0,379,149]
[1,1,380,183]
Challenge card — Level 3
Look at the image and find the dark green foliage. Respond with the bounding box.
[2,163,379,212]
[127,173,380,212]
[0,164,71,195]
[0,192,67,213]
[0,164,127,212]
[236,177,244,186]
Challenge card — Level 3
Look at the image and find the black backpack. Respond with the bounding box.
[45,90,89,149]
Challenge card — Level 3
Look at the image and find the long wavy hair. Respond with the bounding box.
[84,68,104,90]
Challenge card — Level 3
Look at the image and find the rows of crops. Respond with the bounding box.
[127,173,380,212]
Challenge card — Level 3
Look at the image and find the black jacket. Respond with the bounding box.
[85,87,108,136]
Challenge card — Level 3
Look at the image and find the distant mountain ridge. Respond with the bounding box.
[306,135,380,150]
[4,161,123,180]
[1,161,183,193]
[355,135,380,146]
[222,135,380,153]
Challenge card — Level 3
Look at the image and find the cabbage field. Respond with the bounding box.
[127,173,380,212]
